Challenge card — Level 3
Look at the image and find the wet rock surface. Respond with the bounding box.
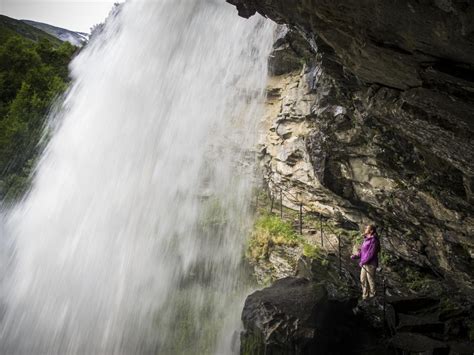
[254,26,474,299]
[227,0,474,90]
[229,1,474,352]
[240,277,387,355]
[241,277,474,354]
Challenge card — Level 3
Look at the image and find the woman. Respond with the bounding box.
[351,225,380,300]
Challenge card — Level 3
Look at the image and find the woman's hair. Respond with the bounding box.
[367,224,377,234]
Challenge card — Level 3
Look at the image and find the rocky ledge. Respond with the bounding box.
[241,277,474,354]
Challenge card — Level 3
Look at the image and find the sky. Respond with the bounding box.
[0,1,120,33]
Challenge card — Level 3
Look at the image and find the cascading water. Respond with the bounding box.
[0,1,275,353]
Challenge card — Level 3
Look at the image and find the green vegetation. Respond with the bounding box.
[153,288,235,354]
[0,16,76,201]
[380,249,394,265]
[0,15,63,45]
[198,197,228,228]
[247,214,299,262]
[347,229,363,247]
[439,297,463,317]
[401,265,441,294]
[241,331,265,355]
[249,188,351,266]
[303,242,320,259]
[468,320,474,342]
[247,213,322,265]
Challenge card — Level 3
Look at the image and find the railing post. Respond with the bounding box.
[299,203,303,235]
[280,188,283,218]
[320,213,324,247]
[256,192,259,210]
[338,233,342,276]
[270,193,274,213]
[383,275,387,333]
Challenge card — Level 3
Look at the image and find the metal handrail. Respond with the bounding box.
[263,176,342,273]
[261,176,388,333]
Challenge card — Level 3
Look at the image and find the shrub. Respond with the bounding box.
[0,34,76,201]
[247,215,299,262]
[302,242,320,259]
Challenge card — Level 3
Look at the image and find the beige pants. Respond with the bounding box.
[360,265,376,299]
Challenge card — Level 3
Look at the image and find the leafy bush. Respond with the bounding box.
[0,33,76,201]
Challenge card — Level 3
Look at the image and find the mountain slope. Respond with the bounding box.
[0,15,76,201]
[22,20,88,46]
[0,15,62,45]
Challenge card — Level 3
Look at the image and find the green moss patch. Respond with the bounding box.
[247,214,322,265]
[247,214,299,262]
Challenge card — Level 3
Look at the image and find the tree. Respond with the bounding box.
[0,33,76,201]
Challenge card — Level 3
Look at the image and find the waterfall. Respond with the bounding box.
[0,1,275,353]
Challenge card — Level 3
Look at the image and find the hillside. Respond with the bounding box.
[0,15,77,202]
[22,20,88,47]
[0,15,62,45]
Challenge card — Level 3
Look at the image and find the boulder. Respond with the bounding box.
[240,277,387,354]
[240,277,328,354]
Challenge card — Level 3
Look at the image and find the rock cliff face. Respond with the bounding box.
[227,2,474,352]
[228,1,473,300]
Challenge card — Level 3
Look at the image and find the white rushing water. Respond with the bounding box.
[0,1,275,354]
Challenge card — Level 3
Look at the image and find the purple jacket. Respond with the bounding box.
[352,234,380,267]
